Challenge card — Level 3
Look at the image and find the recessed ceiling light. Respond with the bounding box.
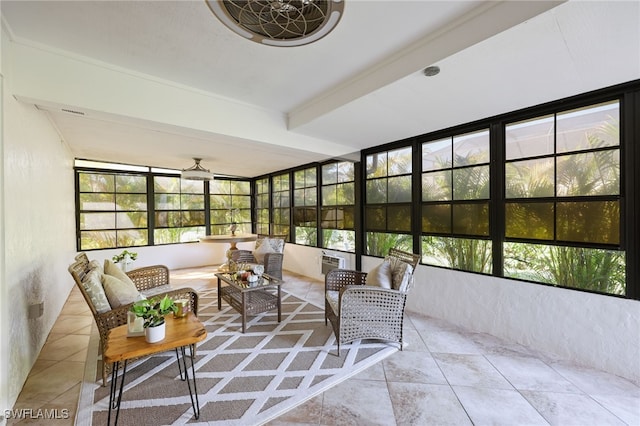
[423,66,440,77]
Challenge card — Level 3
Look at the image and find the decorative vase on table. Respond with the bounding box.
[228,222,238,236]
[121,253,132,272]
[145,322,166,343]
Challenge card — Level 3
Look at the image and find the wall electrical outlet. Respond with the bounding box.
[28,302,44,319]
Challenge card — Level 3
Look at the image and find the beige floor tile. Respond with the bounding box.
[14,361,85,406]
[38,334,90,361]
[49,315,93,335]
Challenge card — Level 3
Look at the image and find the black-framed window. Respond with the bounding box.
[420,129,492,273]
[153,176,205,244]
[77,171,148,249]
[293,167,317,245]
[255,177,270,235]
[210,179,252,235]
[272,173,290,238]
[321,161,356,252]
[502,100,624,295]
[364,146,413,256]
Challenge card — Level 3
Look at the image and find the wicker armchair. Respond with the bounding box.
[68,253,199,386]
[229,234,286,279]
[325,248,420,355]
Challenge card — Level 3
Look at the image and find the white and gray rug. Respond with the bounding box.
[76,286,398,425]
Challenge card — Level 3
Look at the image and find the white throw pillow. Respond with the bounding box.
[82,269,111,313]
[367,259,393,289]
[254,240,276,263]
[104,259,137,289]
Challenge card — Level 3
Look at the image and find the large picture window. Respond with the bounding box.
[153,176,205,244]
[293,167,317,245]
[78,171,148,249]
[210,179,251,235]
[255,178,270,235]
[272,173,290,238]
[321,161,355,252]
[365,146,412,256]
[503,100,624,295]
[420,129,492,273]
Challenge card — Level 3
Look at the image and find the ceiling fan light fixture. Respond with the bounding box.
[181,158,214,181]
[206,0,345,47]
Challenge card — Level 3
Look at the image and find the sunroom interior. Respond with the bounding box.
[1,0,639,422]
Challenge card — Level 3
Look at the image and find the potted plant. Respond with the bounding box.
[112,250,138,272]
[131,295,177,343]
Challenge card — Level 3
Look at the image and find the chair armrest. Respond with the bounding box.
[127,265,169,292]
[230,250,257,264]
[339,286,407,317]
[325,269,367,292]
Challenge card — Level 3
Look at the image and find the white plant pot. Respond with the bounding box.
[145,322,166,343]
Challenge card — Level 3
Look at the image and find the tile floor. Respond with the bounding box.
[9,266,640,425]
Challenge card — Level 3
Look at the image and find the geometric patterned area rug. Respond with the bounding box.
[76,286,398,425]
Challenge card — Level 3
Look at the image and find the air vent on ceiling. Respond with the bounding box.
[61,108,85,116]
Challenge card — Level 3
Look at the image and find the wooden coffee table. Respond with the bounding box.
[216,273,283,333]
[103,312,207,425]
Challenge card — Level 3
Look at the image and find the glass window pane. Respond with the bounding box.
[79,173,114,192]
[365,206,386,231]
[115,194,147,211]
[322,185,337,206]
[422,204,451,234]
[233,195,251,209]
[210,209,227,224]
[80,193,115,211]
[322,229,355,252]
[388,176,412,202]
[505,115,554,160]
[154,176,180,193]
[155,211,181,228]
[294,188,305,206]
[505,202,554,240]
[80,230,116,249]
[116,212,147,228]
[305,188,317,205]
[453,166,489,200]
[557,101,619,153]
[116,175,146,193]
[453,130,490,166]
[338,183,355,205]
[294,170,305,188]
[321,207,337,229]
[181,194,205,210]
[305,168,317,186]
[209,180,228,194]
[338,162,354,182]
[155,194,180,210]
[505,158,555,198]
[366,179,387,204]
[422,170,452,201]
[557,201,619,244]
[366,232,412,257]
[210,195,227,209]
[452,203,489,236]
[116,229,148,247]
[181,211,205,226]
[181,179,204,194]
[231,180,251,195]
[556,150,620,196]
[388,147,412,176]
[366,153,387,178]
[422,236,492,274]
[387,205,411,232]
[322,163,338,184]
[295,227,317,246]
[504,243,625,295]
[422,138,452,171]
[80,213,115,230]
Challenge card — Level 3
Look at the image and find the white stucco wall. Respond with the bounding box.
[2,30,76,409]
[402,263,640,384]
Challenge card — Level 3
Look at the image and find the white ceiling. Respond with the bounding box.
[1,0,639,177]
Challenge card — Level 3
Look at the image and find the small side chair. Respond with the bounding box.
[324,248,420,355]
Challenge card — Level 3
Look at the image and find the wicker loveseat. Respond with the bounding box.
[229,234,286,279]
[68,253,199,385]
[325,248,420,355]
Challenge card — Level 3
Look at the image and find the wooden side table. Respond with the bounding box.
[103,313,207,425]
[216,273,283,333]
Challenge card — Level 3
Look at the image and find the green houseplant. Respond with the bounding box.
[131,296,177,343]
[112,250,138,263]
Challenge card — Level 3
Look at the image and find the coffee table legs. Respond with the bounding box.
[107,346,200,425]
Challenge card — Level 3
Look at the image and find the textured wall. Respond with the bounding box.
[2,33,76,408]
